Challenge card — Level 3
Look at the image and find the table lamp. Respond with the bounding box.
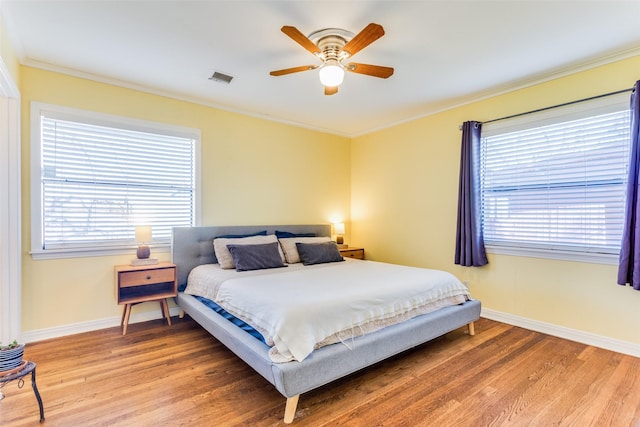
[334,222,345,245]
[135,225,152,259]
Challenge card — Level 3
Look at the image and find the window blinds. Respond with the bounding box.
[40,116,195,249]
[481,108,630,255]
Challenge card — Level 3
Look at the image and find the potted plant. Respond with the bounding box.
[0,340,25,373]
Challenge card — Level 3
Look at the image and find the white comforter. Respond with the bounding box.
[185,260,470,363]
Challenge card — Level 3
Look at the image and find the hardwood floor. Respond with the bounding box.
[1,316,639,426]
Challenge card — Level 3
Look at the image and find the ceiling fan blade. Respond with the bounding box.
[281,26,321,56]
[342,23,385,58]
[270,65,318,76]
[324,86,338,96]
[345,63,394,78]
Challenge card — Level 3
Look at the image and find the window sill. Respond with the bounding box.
[486,244,619,265]
[30,243,171,260]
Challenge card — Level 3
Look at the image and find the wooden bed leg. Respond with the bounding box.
[284,395,300,424]
[467,321,475,336]
[179,309,185,319]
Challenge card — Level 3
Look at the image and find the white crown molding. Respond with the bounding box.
[353,46,640,137]
[481,307,640,358]
[20,58,351,138]
[20,45,640,140]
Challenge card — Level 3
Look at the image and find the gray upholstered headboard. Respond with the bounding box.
[171,224,331,289]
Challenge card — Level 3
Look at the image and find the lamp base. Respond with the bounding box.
[336,235,344,245]
[136,245,150,259]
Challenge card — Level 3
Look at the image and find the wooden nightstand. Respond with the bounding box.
[115,262,177,335]
[339,247,365,260]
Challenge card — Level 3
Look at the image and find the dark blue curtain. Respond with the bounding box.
[618,81,640,289]
[455,121,488,267]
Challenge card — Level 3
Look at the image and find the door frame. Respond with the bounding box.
[0,56,21,344]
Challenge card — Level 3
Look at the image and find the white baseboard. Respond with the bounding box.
[481,308,640,358]
[22,306,183,343]
[22,305,640,359]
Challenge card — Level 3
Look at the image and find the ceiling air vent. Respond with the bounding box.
[209,71,233,84]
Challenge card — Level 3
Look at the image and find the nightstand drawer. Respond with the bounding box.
[339,247,364,260]
[118,267,175,288]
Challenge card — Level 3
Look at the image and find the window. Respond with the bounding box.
[31,102,200,259]
[480,93,630,263]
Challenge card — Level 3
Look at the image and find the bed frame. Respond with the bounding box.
[172,225,481,423]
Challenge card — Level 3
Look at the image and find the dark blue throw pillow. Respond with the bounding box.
[275,230,316,239]
[227,242,287,272]
[295,241,344,266]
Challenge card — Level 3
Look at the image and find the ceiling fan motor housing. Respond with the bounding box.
[317,35,348,62]
[309,28,354,63]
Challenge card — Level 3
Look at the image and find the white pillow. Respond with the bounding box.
[278,236,331,264]
[214,234,282,269]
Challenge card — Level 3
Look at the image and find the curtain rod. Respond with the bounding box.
[459,86,634,130]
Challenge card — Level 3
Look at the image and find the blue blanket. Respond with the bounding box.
[193,295,266,343]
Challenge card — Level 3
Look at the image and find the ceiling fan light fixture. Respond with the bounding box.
[271,23,393,95]
[319,62,344,87]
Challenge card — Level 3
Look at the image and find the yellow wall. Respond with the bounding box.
[352,55,640,344]
[11,39,640,347]
[19,66,350,332]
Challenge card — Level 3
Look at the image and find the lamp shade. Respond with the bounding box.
[333,222,345,235]
[135,225,152,243]
[319,62,345,87]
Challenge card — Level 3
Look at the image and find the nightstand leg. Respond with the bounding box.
[122,304,132,335]
[160,299,172,326]
[120,305,126,327]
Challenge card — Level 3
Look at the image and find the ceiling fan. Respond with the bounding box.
[269,23,394,96]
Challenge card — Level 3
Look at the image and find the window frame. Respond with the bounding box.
[30,102,201,260]
[480,93,630,265]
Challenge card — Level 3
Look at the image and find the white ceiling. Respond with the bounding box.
[2,1,640,137]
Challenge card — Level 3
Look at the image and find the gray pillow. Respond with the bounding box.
[214,234,281,269]
[227,242,287,272]
[295,241,344,266]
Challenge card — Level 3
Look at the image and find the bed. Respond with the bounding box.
[172,224,481,423]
